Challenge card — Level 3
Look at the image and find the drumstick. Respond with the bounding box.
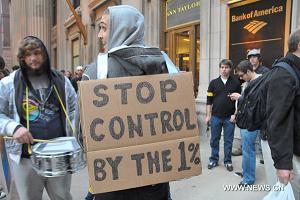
[3,136,54,143]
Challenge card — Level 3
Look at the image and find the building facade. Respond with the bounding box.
[0,0,11,67]
[5,0,300,135]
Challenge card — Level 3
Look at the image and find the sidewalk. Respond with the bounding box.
[169,134,268,200]
[9,134,268,200]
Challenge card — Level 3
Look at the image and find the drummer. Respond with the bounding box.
[0,36,77,200]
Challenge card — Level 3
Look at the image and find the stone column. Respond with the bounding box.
[143,0,160,47]
[196,0,241,151]
[25,0,51,50]
[57,0,70,69]
[10,0,26,65]
[10,0,51,65]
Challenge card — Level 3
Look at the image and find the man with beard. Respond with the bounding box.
[78,5,173,200]
[0,36,77,200]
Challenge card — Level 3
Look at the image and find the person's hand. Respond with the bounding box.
[229,93,241,101]
[205,116,211,125]
[230,114,236,123]
[277,169,293,185]
[13,127,34,144]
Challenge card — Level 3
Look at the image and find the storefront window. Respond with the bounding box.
[72,38,80,69]
[52,0,57,27]
[175,31,190,72]
[196,24,200,90]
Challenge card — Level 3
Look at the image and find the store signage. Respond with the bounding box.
[166,0,200,29]
[228,0,291,68]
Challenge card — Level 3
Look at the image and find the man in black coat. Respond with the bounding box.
[265,29,300,199]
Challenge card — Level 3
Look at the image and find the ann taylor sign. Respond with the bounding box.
[166,0,200,29]
[228,0,291,68]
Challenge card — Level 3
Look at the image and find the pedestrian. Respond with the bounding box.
[12,65,20,71]
[0,56,5,70]
[77,5,171,200]
[247,48,270,74]
[248,48,270,165]
[229,60,261,186]
[206,59,241,172]
[0,56,9,80]
[65,70,73,81]
[71,66,83,92]
[0,69,8,80]
[265,29,300,199]
[232,49,269,159]
[0,36,77,200]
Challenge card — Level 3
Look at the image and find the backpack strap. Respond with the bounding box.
[275,62,299,87]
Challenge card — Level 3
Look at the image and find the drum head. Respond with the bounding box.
[32,137,81,155]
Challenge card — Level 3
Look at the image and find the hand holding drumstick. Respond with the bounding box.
[12,127,33,144]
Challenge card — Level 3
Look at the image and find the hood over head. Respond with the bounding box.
[17,36,51,82]
[107,5,145,50]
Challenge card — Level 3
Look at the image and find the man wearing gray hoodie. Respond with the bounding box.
[0,36,76,200]
[80,5,171,200]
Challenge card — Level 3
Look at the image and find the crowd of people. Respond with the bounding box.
[206,29,300,199]
[0,4,300,200]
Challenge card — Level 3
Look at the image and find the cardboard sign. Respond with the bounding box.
[79,72,201,194]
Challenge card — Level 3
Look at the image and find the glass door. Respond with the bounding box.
[175,29,191,72]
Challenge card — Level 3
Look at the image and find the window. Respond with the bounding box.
[195,24,200,92]
[52,0,57,27]
[73,0,80,8]
[72,38,80,69]
[2,0,10,46]
[175,30,190,72]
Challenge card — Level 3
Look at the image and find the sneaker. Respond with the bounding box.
[260,160,264,164]
[234,171,243,178]
[225,163,233,172]
[238,181,253,187]
[0,191,6,199]
[207,162,218,169]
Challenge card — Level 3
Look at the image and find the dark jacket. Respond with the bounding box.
[206,76,241,118]
[83,47,169,200]
[266,53,300,170]
[255,65,269,74]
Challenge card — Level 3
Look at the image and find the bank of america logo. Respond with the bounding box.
[244,20,267,34]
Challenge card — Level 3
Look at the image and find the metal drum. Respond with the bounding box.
[31,137,86,177]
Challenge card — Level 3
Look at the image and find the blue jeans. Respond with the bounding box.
[209,115,235,164]
[241,129,259,184]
